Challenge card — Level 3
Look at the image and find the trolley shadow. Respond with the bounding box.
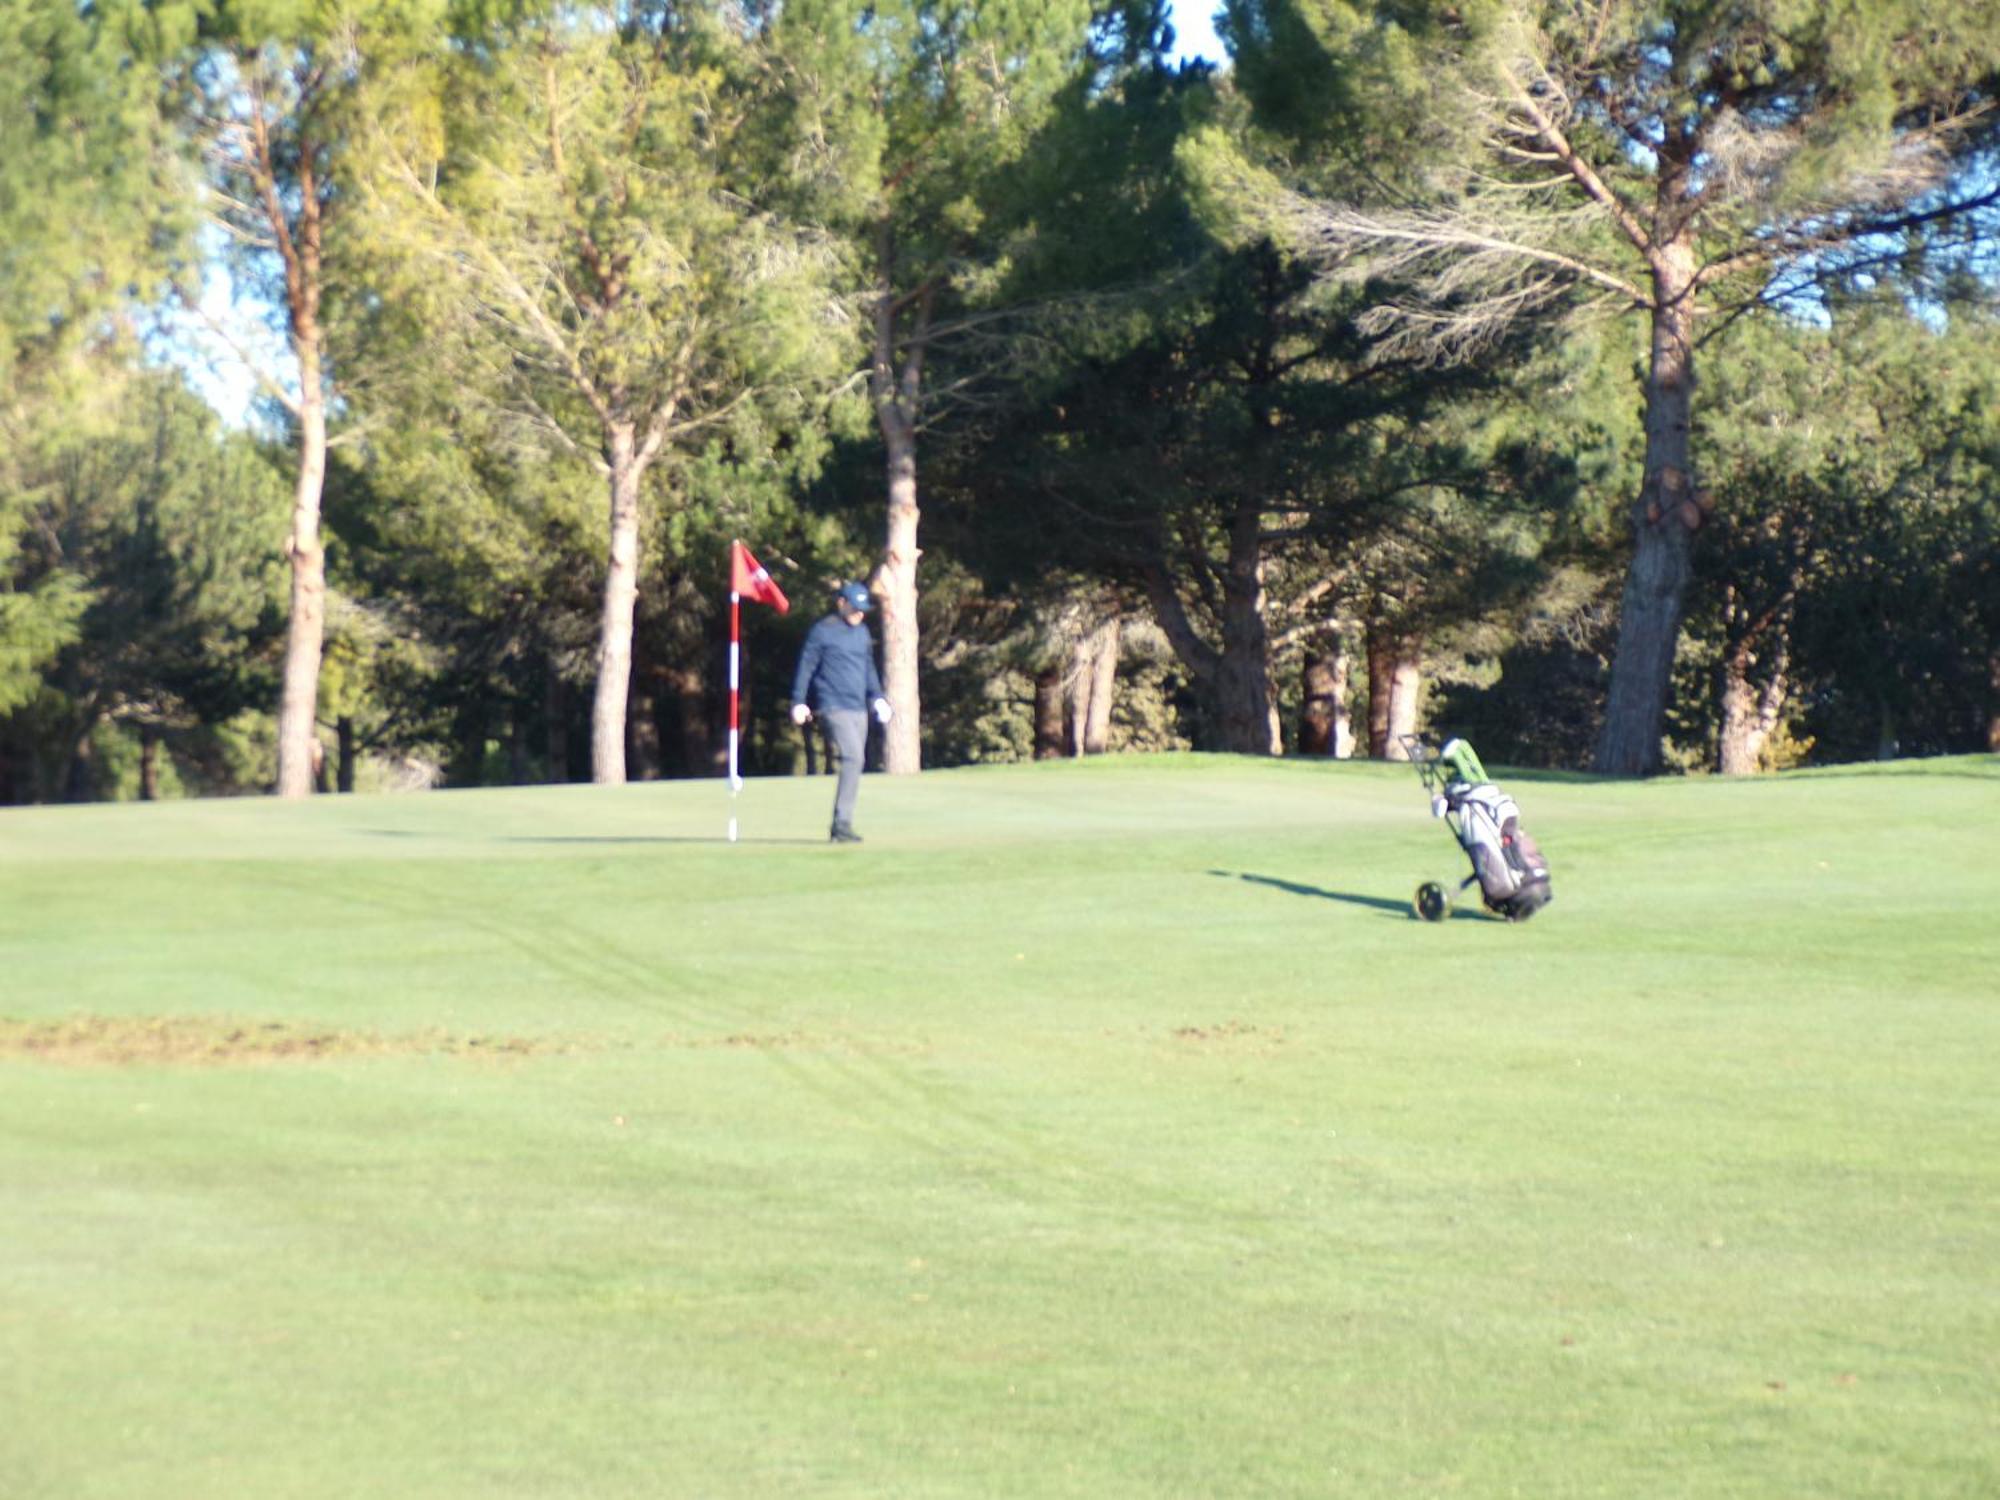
[1211,870,1494,920]
[358,830,824,847]
[501,835,826,846]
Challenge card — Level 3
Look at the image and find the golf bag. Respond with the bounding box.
[1401,735,1553,921]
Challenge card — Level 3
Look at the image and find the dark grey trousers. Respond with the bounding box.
[822,708,867,830]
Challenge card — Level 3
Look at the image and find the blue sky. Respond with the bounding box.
[1167,0,1227,66]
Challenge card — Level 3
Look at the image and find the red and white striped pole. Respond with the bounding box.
[725,538,789,842]
[727,585,742,842]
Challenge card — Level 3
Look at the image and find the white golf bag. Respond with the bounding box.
[1403,734,1554,922]
[1442,782,1552,918]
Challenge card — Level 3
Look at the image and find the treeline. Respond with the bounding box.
[3,0,1997,803]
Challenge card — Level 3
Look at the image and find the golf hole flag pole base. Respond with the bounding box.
[727,541,789,842]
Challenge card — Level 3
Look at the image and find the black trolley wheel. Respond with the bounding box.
[1413,881,1451,922]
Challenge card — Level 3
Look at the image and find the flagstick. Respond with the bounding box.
[727,588,742,843]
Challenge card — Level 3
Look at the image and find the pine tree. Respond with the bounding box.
[350,10,854,784]
[162,0,447,795]
[760,0,1102,772]
[1,0,180,731]
[1220,0,2000,772]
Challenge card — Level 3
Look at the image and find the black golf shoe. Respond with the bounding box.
[830,824,863,844]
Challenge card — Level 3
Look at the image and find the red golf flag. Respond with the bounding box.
[730,540,789,614]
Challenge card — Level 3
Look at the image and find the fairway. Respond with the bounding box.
[3,755,1996,1498]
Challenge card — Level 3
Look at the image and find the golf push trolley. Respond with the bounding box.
[1400,735,1553,922]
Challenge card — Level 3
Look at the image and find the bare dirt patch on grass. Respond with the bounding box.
[0,1015,563,1067]
[1171,1020,1285,1046]
[652,1029,928,1056]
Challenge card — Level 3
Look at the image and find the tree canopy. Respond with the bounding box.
[3,0,1995,802]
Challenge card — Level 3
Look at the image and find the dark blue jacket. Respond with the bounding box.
[791,614,883,713]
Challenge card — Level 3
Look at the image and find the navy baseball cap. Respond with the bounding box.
[836,581,874,613]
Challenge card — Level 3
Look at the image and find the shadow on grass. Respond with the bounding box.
[505,835,828,846]
[1766,764,2000,783]
[1471,766,1601,786]
[359,830,826,847]
[1211,869,1495,921]
[1493,759,1998,786]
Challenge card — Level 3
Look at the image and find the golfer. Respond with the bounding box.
[790,581,892,843]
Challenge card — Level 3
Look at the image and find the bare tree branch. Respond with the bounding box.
[1500,67,1656,259]
[184,297,303,420]
[382,152,617,429]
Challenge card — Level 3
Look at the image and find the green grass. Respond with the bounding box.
[3,753,1996,1498]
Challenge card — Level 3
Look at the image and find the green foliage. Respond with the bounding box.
[348,13,856,498]
[0,575,88,718]
[1679,298,2000,762]
[2,0,187,737]
[0,375,290,799]
[1427,563,1620,766]
[327,9,867,783]
[996,42,1215,299]
[761,0,1111,502]
[1215,0,1999,771]
[2,0,1996,793]
[1222,0,1497,171]
[0,0,180,399]
[963,223,1552,747]
[771,0,1100,228]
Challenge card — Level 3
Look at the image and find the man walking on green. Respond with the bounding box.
[790,581,892,843]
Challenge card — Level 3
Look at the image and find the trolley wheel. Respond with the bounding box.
[1413,881,1451,922]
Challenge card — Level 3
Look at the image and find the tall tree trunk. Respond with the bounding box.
[139,727,161,801]
[1216,504,1280,754]
[508,711,532,784]
[661,662,710,778]
[275,363,328,799]
[64,721,96,802]
[1076,612,1119,755]
[1331,640,1355,759]
[1386,646,1421,757]
[1065,630,1090,757]
[591,421,644,784]
[449,698,490,787]
[872,225,925,775]
[337,715,356,793]
[1364,627,1421,759]
[1365,624,1395,758]
[1988,652,2000,754]
[628,649,662,783]
[1142,562,1226,743]
[878,419,921,772]
[1033,664,1065,759]
[252,82,336,803]
[545,667,570,784]
[1300,637,1356,757]
[1716,651,1759,774]
[1716,588,1791,775]
[1299,654,1334,756]
[1596,240,1702,777]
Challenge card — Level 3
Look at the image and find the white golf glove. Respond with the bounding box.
[871,697,893,725]
[790,703,812,726]
[1431,795,1449,819]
